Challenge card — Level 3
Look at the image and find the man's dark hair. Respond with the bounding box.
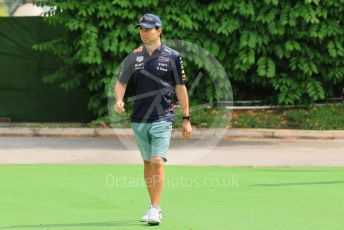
[156,27,163,38]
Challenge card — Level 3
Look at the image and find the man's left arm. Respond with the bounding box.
[175,85,192,139]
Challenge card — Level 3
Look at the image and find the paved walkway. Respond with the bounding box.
[1,137,344,166]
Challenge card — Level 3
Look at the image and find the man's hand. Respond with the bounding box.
[114,101,125,113]
[182,120,192,140]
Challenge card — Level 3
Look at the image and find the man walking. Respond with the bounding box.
[114,13,192,225]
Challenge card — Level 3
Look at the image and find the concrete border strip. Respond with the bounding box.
[0,127,344,139]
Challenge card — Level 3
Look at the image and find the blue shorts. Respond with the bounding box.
[131,121,172,162]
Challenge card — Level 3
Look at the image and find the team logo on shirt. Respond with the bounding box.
[157,66,168,72]
[158,56,170,62]
[136,56,144,63]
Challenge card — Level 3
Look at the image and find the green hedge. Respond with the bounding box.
[33,0,344,117]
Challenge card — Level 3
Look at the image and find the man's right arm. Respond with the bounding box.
[114,54,134,113]
[114,81,127,113]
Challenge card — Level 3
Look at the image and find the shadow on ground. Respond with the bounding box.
[0,220,151,229]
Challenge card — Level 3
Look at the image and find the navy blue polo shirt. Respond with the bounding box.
[118,43,186,123]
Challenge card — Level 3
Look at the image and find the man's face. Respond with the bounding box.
[139,26,161,44]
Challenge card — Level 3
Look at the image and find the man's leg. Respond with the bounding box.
[144,157,164,206]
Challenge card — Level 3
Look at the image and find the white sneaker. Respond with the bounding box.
[147,205,162,225]
[140,205,162,224]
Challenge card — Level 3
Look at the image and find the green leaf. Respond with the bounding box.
[306,81,325,100]
[257,57,275,78]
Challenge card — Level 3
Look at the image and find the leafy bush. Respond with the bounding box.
[232,103,344,130]
[232,113,284,128]
[285,104,344,130]
[33,0,344,118]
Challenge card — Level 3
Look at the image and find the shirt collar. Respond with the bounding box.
[143,43,164,56]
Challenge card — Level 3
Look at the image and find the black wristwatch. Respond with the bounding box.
[182,115,191,121]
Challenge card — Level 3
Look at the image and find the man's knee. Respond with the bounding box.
[150,156,165,166]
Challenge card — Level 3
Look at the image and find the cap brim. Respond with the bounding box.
[135,23,156,28]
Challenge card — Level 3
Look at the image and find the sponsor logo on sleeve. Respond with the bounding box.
[179,57,186,80]
[180,57,184,70]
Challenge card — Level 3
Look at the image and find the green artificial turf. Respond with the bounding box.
[0,165,344,230]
